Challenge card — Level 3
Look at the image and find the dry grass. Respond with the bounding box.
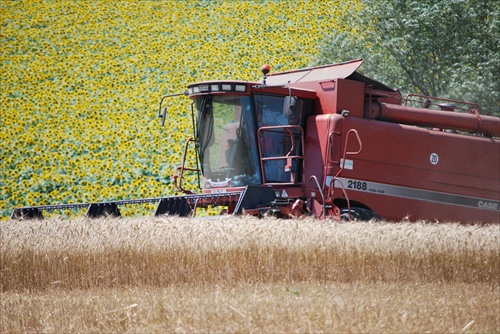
[1,283,498,333]
[1,216,499,332]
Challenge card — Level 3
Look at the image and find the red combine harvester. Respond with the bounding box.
[12,60,500,223]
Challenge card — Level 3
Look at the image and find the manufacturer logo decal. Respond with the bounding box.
[207,178,231,187]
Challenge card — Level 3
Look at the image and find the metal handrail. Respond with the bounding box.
[173,137,201,194]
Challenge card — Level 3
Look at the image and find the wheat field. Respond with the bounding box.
[1,216,498,332]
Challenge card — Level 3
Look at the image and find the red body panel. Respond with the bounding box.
[304,114,343,188]
[313,116,500,223]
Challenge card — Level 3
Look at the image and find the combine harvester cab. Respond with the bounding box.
[11,59,500,223]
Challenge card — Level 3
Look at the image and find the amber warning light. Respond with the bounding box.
[261,64,271,87]
[261,64,271,75]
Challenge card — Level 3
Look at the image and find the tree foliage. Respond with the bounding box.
[314,0,499,115]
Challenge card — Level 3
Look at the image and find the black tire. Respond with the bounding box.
[340,207,382,221]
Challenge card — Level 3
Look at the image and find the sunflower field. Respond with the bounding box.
[1,0,359,219]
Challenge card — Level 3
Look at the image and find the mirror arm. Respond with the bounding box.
[157,91,188,127]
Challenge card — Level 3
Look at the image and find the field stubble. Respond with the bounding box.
[1,217,499,332]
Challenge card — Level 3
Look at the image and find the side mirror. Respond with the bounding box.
[157,91,187,128]
[283,96,297,118]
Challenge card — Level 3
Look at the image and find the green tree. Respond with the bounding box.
[314,0,499,115]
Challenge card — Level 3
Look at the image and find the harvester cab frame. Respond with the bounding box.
[190,87,312,188]
[170,78,318,216]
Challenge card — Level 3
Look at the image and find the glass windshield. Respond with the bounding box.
[196,95,261,188]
